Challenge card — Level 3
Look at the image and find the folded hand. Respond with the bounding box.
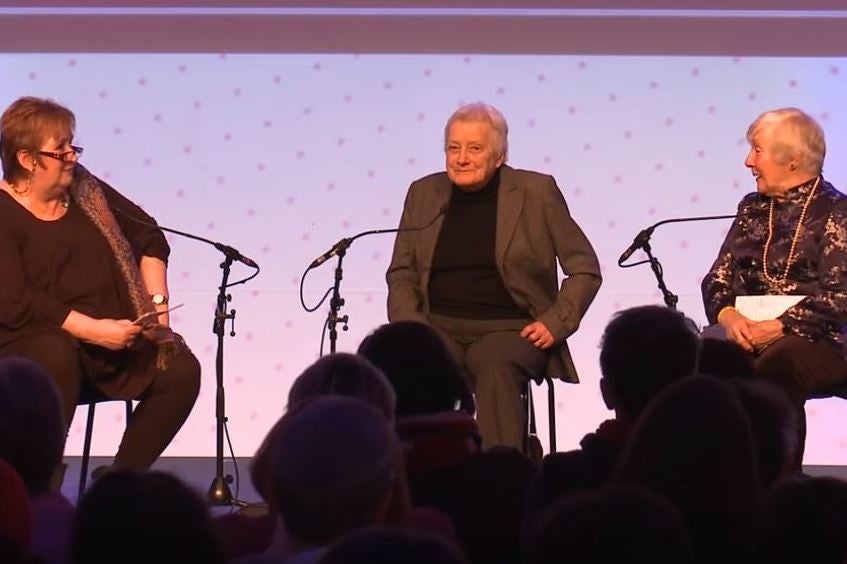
[520,321,555,350]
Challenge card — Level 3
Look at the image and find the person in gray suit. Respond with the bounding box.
[386,102,601,450]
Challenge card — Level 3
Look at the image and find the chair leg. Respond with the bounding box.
[520,381,529,454]
[528,383,538,437]
[78,403,96,500]
[524,380,547,461]
[545,376,557,453]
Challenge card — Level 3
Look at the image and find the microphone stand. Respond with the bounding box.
[208,254,237,505]
[169,233,255,506]
[160,232,256,506]
[114,208,257,507]
[642,237,678,310]
[320,229,396,354]
[302,204,448,354]
[327,244,349,354]
[618,214,737,311]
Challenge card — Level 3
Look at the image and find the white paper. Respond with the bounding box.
[132,303,185,326]
[735,295,805,321]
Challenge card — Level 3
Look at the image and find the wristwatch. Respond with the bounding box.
[151,293,169,306]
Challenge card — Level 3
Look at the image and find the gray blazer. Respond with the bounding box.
[386,164,601,383]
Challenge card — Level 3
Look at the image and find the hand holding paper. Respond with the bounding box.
[722,295,799,352]
[735,295,805,321]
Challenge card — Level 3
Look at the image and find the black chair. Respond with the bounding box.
[522,374,557,459]
[76,388,133,499]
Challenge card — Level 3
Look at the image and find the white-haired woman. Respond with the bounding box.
[702,107,847,464]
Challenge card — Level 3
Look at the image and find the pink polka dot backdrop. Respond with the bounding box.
[1,53,846,463]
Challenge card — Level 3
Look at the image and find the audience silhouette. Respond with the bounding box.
[5,305,847,564]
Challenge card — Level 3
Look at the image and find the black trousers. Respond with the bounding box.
[754,335,847,465]
[429,314,548,450]
[0,329,200,470]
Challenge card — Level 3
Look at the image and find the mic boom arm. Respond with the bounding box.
[618,213,737,267]
[114,207,260,270]
[616,212,737,311]
[308,203,449,270]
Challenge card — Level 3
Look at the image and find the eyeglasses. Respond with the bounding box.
[37,145,84,162]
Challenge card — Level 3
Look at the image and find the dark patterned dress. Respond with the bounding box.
[702,177,847,359]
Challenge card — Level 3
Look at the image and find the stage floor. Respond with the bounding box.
[61,457,263,510]
[60,457,847,508]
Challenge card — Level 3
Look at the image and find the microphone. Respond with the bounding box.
[618,227,654,265]
[211,243,259,269]
[309,203,450,269]
[113,207,260,269]
[617,213,738,267]
[309,240,351,270]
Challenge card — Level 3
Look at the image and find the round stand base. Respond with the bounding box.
[208,474,234,506]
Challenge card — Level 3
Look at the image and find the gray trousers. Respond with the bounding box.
[429,314,548,450]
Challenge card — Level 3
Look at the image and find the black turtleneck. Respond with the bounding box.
[428,168,527,319]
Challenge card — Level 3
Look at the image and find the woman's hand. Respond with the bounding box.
[719,308,758,352]
[63,310,141,350]
[90,318,143,350]
[748,319,784,351]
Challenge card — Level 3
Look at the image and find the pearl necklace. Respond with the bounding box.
[762,176,820,286]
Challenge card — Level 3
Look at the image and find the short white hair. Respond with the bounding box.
[747,108,826,174]
[444,102,509,161]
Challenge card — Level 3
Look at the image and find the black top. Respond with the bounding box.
[0,178,169,349]
[428,168,526,319]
